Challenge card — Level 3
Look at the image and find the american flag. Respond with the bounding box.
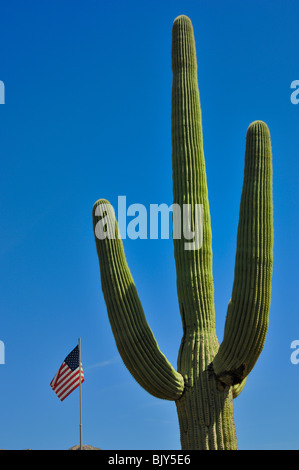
[50,345,84,401]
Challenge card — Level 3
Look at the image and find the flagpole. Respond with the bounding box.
[78,337,83,450]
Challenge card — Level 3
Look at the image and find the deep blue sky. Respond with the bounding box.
[0,0,298,450]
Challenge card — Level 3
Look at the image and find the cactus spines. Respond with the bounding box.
[213,120,273,387]
[92,200,185,401]
[92,15,273,450]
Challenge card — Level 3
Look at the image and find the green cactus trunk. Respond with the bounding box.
[171,16,237,449]
[92,15,273,450]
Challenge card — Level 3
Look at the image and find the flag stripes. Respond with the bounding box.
[50,345,84,401]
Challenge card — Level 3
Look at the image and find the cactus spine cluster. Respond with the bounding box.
[92,15,273,450]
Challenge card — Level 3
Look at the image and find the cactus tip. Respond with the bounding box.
[92,198,112,216]
[173,14,191,22]
[247,120,270,134]
[173,14,193,29]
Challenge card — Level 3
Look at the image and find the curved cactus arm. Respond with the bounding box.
[232,378,247,399]
[92,199,185,401]
[213,121,273,387]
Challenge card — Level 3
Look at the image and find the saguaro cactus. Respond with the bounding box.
[92,15,273,450]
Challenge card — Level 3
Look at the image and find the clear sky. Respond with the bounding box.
[0,0,298,450]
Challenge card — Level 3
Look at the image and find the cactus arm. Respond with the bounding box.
[232,378,247,399]
[92,199,185,401]
[213,121,273,387]
[171,15,216,339]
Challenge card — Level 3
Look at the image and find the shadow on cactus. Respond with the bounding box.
[92,15,273,450]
